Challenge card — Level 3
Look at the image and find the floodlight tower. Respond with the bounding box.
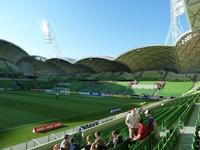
[42,21,62,58]
[165,0,187,44]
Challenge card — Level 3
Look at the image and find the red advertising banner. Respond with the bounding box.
[33,122,63,133]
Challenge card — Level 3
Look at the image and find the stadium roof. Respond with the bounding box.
[0,39,28,64]
[116,45,179,73]
[5,29,200,75]
[176,29,200,73]
[185,0,200,30]
[18,56,65,76]
[46,58,93,73]
[19,28,200,75]
[75,57,131,73]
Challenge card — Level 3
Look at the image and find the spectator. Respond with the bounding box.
[60,134,70,150]
[69,138,80,150]
[94,132,105,146]
[53,144,59,150]
[125,108,140,138]
[107,130,123,148]
[84,135,93,150]
[90,132,106,150]
[144,110,157,134]
[196,130,200,147]
[60,144,70,150]
[65,143,71,150]
[90,144,104,150]
[133,118,149,141]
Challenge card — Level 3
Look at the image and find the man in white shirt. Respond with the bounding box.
[125,108,140,138]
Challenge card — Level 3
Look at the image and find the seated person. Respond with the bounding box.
[106,130,123,148]
[60,143,70,150]
[69,138,80,150]
[144,110,157,134]
[133,118,149,141]
[90,132,106,150]
[65,143,71,150]
[60,134,70,150]
[90,144,104,150]
[94,132,105,146]
[84,135,93,150]
[53,144,59,150]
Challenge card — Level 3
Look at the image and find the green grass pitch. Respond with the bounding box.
[0,90,144,148]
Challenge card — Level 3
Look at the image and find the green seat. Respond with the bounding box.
[109,140,129,150]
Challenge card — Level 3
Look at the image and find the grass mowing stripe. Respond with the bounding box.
[0,105,49,129]
[0,103,133,132]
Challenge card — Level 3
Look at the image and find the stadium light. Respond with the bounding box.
[41,20,63,58]
[165,0,187,44]
[42,21,52,43]
[42,21,50,33]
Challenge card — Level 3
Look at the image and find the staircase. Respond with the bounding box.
[15,80,24,89]
[136,72,143,80]
[161,71,168,81]
[193,74,198,82]
[174,103,200,150]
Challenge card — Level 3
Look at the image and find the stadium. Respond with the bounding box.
[0,0,200,150]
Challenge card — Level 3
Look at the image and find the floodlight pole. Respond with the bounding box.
[50,30,62,57]
[165,0,185,44]
[42,21,62,58]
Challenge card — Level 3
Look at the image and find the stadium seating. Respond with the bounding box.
[0,59,21,76]
[6,61,21,74]
[192,107,200,150]
[0,79,16,89]
[139,71,164,81]
[77,93,199,150]
[165,72,193,81]
[66,81,193,96]
[0,78,194,97]
[132,88,155,95]
[153,125,180,150]
[156,81,193,96]
[68,81,131,94]
[16,80,37,89]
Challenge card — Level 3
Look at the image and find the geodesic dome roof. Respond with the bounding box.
[0,40,28,64]
[46,58,93,73]
[176,29,200,73]
[75,57,131,73]
[116,45,179,73]
[185,0,200,30]
[18,56,65,76]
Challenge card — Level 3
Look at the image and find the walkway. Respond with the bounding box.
[175,103,200,150]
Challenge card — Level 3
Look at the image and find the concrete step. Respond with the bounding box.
[176,144,193,150]
[174,104,200,150]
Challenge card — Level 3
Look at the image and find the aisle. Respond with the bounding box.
[175,103,200,150]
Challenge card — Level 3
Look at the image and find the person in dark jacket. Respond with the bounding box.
[69,138,80,150]
[106,130,123,148]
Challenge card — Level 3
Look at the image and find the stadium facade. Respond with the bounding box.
[0,0,200,77]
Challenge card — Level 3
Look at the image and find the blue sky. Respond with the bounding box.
[0,0,190,60]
